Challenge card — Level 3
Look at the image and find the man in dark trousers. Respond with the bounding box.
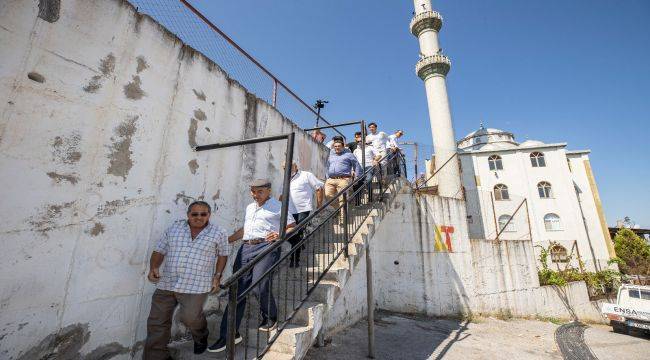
[208,179,296,353]
[283,161,324,267]
[143,201,230,359]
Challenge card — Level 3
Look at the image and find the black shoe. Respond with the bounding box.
[258,318,277,332]
[207,333,242,353]
[194,334,208,354]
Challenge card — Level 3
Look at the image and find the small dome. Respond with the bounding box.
[519,140,545,147]
[458,124,517,150]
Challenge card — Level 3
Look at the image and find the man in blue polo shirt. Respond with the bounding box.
[325,140,362,221]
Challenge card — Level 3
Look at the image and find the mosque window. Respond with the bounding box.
[488,155,503,171]
[530,152,546,167]
[549,244,569,263]
[544,213,562,231]
[494,184,509,201]
[538,181,553,198]
[498,215,516,232]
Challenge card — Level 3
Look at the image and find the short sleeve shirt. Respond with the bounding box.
[387,134,400,149]
[243,198,296,240]
[154,220,230,294]
[353,146,378,167]
[288,170,324,214]
[366,132,388,153]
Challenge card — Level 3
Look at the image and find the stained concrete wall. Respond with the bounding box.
[369,187,605,323]
[0,1,327,358]
[371,189,474,317]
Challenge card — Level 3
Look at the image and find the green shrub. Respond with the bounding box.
[536,243,621,297]
[613,228,650,275]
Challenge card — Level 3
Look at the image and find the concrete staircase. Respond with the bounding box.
[168,179,405,359]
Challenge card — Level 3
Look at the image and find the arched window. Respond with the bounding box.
[488,155,503,171]
[494,184,509,201]
[530,152,546,167]
[544,213,562,231]
[498,215,516,232]
[538,181,553,198]
[550,244,569,263]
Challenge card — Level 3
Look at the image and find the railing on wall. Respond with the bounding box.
[220,152,406,359]
[127,0,344,139]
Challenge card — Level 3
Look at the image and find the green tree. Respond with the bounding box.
[613,228,650,275]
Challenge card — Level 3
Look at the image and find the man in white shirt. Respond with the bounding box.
[353,141,380,170]
[366,122,389,158]
[352,141,380,205]
[387,130,404,152]
[283,161,324,267]
[209,179,296,353]
[387,130,405,175]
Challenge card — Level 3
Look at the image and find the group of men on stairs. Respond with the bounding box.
[142,122,404,359]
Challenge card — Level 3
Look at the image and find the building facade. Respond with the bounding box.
[458,126,615,271]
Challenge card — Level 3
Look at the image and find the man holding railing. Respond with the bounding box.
[353,139,380,205]
[325,140,362,221]
[208,179,296,353]
[282,161,324,268]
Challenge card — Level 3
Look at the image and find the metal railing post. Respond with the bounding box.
[343,192,349,259]
[279,132,295,241]
[226,282,238,360]
[377,162,384,201]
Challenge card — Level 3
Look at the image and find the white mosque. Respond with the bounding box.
[457,125,615,271]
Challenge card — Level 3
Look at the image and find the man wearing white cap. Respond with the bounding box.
[209,179,295,353]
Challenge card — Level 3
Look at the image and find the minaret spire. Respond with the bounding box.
[410,0,462,198]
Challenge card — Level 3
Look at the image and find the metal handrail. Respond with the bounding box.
[223,152,405,359]
[415,151,458,190]
[221,151,399,289]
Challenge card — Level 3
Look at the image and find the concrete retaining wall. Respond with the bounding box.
[0,1,327,358]
[370,189,605,323]
[371,189,474,317]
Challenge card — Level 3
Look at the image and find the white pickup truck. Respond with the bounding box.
[601,284,650,335]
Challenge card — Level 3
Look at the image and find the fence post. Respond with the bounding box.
[365,223,376,358]
[272,79,278,107]
[226,282,238,359]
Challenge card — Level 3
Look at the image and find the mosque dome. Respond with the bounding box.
[519,139,545,148]
[457,124,517,150]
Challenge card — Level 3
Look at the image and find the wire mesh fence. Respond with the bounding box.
[127,0,344,141]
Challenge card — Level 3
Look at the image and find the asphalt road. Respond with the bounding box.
[305,312,649,360]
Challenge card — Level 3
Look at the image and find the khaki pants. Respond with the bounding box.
[143,289,209,360]
[325,177,351,221]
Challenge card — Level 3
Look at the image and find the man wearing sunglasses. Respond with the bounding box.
[209,178,296,353]
[143,201,231,359]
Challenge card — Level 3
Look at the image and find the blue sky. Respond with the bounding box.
[184,0,649,227]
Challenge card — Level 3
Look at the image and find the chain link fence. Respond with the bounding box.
[127,0,344,141]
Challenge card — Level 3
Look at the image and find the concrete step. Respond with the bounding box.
[168,340,294,360]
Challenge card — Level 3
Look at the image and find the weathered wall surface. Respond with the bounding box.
[0,0,327,358]
[371,190,474,317]
[369,189,605,323]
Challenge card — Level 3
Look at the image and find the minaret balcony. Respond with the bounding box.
[410,10,443,36]
[416,54,451,79]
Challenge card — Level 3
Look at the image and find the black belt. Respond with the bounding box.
[243,238,266,245]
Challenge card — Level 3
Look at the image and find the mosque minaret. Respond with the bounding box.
[410,0,462,198]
